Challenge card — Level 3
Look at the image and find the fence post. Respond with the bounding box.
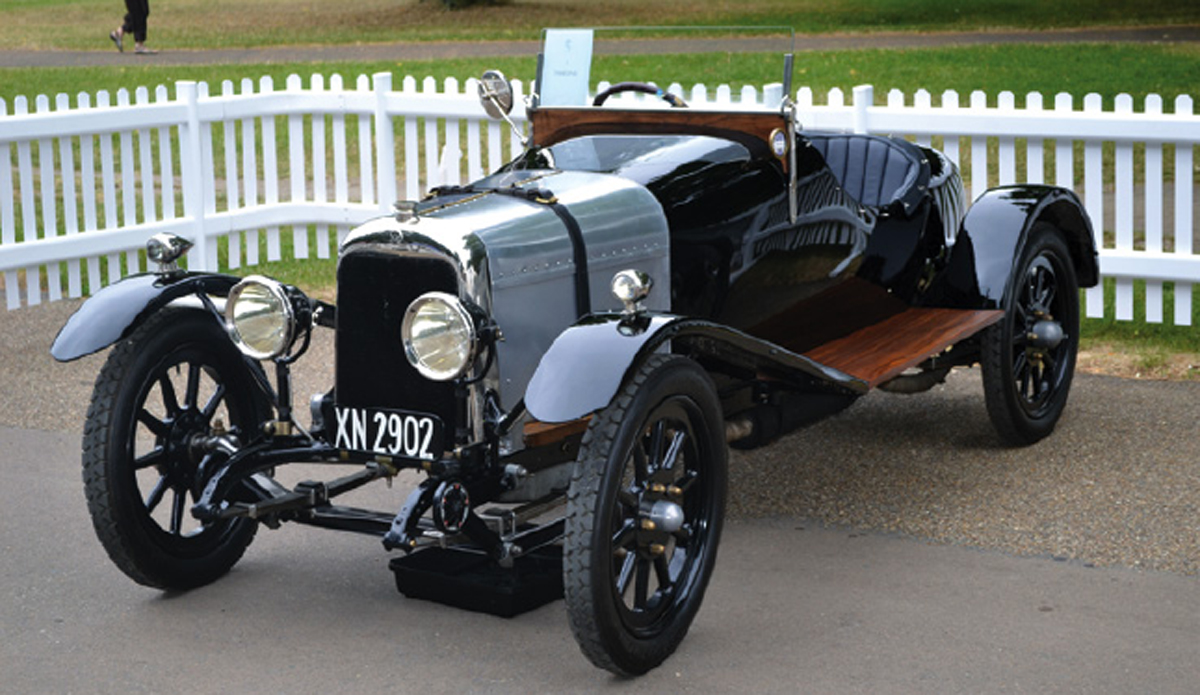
[763,83,782,110]
[1082,93,1105,319]
[177,81,210,272]
[373,72,397,213]
[852,85,872,134]
[1175,94,1195,326]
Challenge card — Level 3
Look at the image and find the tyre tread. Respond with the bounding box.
[563,354,722,676]
[980,226,1079,446]
[81,308,256,590]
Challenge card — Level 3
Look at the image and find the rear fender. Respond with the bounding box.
[523,313,867,424]
[50,272,241,362]
[925,185,1098,309]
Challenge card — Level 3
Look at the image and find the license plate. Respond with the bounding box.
[333,406,442,460]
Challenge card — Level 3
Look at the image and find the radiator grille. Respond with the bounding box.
[335,250,460,452]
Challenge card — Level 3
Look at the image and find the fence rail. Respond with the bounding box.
[1,72,1198,326]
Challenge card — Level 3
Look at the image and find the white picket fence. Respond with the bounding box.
[1,72,1198,325]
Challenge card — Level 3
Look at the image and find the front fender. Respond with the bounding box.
[924,185,1098,309]
[50,272,241,362]
[524,313,866,424]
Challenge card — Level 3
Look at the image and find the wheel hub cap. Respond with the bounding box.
[647,499,685,533]
[1027,319,1065,351]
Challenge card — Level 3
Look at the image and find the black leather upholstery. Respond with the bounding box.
[805,134,930,214]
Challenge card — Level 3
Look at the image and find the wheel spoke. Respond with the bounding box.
[632,447,649,484]
[612,519,636,548]
[169,489,186,535]
[134,446,168,471]
[1013,353,1030,400]
[672,523,693,545]
[653,554,672,588]
[158,373,180,415]
[675,469,699,495]
[646,420,667,473]
[137,408,169,437]
[200,383,227,422]
[1012,301,1028,329]
[184,362,202,410]
[616,551,637,595]
[1033,269,1048,307]
[145,474,170,513]
[633,558,651,609]
[1041,277,1056,309]
[1032,363,1047,399]
[660,430,687,472]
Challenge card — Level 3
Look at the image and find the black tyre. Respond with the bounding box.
[564,355,727,676]
[981,225,1080,445]
[82,308,262,589]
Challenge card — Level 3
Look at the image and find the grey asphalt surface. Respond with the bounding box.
[2,298,1199,693]
[1,25,1198,68]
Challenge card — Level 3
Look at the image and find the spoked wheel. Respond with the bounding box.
[564,355,726,676]
[981,224,1081,445]
[83,308,262,589]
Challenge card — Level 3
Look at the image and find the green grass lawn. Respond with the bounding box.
[4,0,1200,51]
[4,43,1200,108]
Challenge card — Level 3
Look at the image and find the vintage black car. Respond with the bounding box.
[52,32,1097,676]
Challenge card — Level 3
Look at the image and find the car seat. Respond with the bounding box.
[804,134,931,216]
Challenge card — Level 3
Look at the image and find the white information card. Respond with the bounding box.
[538,29,594,107]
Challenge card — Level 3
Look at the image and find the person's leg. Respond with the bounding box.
[111,0,137,50]
[130,0,153,52]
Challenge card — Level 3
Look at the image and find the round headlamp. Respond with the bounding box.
[225,276,295,360]
[401,292,478,382]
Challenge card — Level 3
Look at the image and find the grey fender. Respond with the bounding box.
[523,313,867,424]
[924,185,1099,310]
[50,272,241,362]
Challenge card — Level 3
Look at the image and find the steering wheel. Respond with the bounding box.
[592,82,688,108]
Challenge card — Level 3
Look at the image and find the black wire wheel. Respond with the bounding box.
[981,224,1081,445]
[564,354,727,676]
[82,307,263,589]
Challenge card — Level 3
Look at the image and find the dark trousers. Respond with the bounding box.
[121,0,150,43]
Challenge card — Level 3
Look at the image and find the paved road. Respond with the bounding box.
[2,423,1197,694]
[1,25,1198,68]
[1,299,1199,692]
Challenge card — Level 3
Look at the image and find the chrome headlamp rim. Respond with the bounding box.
[224,275,296,361]
[401,291,479,382]
[146,233,193,275]
[611,269,653,315]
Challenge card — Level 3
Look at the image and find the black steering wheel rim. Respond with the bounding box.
[592,82,688,108]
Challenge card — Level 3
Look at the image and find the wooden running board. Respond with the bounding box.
[522,308,1001,447]
[523,417,590,448]
[802,308,1004,388]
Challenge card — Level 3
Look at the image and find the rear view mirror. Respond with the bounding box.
[477,69,527,148]
[478,70,514,119]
